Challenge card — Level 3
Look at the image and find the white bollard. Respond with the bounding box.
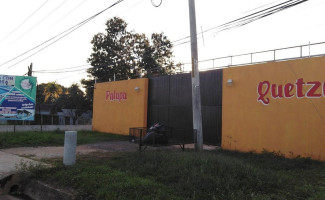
[63,131,77,166]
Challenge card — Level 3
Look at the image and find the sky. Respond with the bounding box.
[0,0,324,87]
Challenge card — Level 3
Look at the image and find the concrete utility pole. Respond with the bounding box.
[188,0,203,151]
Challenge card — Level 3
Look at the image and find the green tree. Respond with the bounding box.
[86,17,139,82]
[36,82,90,125]
[34,82,66,125]
[36,82,66,110]
[42,82,66,104]
[36,83,46,105]
[139,33,176,76]
[80,78,95,108]
[57,84,90,125]
[82,17,179,101]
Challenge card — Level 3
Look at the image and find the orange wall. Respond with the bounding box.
[92,78,148,135]
[222,56,325,161]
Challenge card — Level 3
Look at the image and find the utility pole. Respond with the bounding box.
[27,63,33,76]
[188,0,203,151]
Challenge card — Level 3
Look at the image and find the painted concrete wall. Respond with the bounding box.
[0,125,92,132]
[92,78,148,135]
[222,56,325,161]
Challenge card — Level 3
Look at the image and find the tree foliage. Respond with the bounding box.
[82,17,179,100]
[56,83,90,125]
[36,82,65,105]
[36,82,90,124]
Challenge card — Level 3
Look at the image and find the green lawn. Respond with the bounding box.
[31,150,325,200]
[0,131,128,149]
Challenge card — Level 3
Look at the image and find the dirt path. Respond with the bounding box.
[1,141,139,160]
[0,141,216,180]
[0,141,140,198]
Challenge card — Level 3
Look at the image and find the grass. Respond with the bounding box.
[30,150,325,200]
[0,131,128,149]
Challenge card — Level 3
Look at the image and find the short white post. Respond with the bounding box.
[63,131,77,166]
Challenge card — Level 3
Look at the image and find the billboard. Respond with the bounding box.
[0,75,37,121]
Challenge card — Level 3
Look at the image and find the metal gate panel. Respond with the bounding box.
[148,69,223,145]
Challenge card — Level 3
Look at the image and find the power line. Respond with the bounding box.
[13,0,70,43]
[55,71,87,81]
[0,0,125,69]
[203,0,300,34]
[212,0,309,37]
[2,18,92,69]
[172,0,309,46]
[172,0,294,44]
[0,0,50,44]
[242,0,283,14]
[51,0,90,27]
[119,0,146,14]
[33,67,89,74]
[35,64,90,72]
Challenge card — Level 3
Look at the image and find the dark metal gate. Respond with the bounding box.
[148,69,223,145]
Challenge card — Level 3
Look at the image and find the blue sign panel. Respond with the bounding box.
[0,75,37,121]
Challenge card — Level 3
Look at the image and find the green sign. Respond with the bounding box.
[0,75,37,121]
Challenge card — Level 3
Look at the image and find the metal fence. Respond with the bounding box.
[129,127,197,150]
[180,41,325,72]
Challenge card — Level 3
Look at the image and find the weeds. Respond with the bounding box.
[0,131,128,149]
[15,159,48,174]
[32,150,325,200]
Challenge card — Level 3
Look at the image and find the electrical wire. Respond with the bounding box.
[33,67,89,73]
[179,0,308,45]
[54,71,87,81]
[0,0,50,44]
[0,0,125,69]
[1,17,92,68]
[13,0,70,43]
[172,0,309,46]
[0,0,308,71]
[242,0,283,14]
[35,64,90,72]
[203,0,299,34]
[213,0,308,39]
[172,0,295,44]
[119,0,146,15]
[51,0,90,27]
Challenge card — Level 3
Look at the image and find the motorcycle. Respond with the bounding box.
[142,122,168,145]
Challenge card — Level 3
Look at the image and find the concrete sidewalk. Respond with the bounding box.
[0,151,40,180]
